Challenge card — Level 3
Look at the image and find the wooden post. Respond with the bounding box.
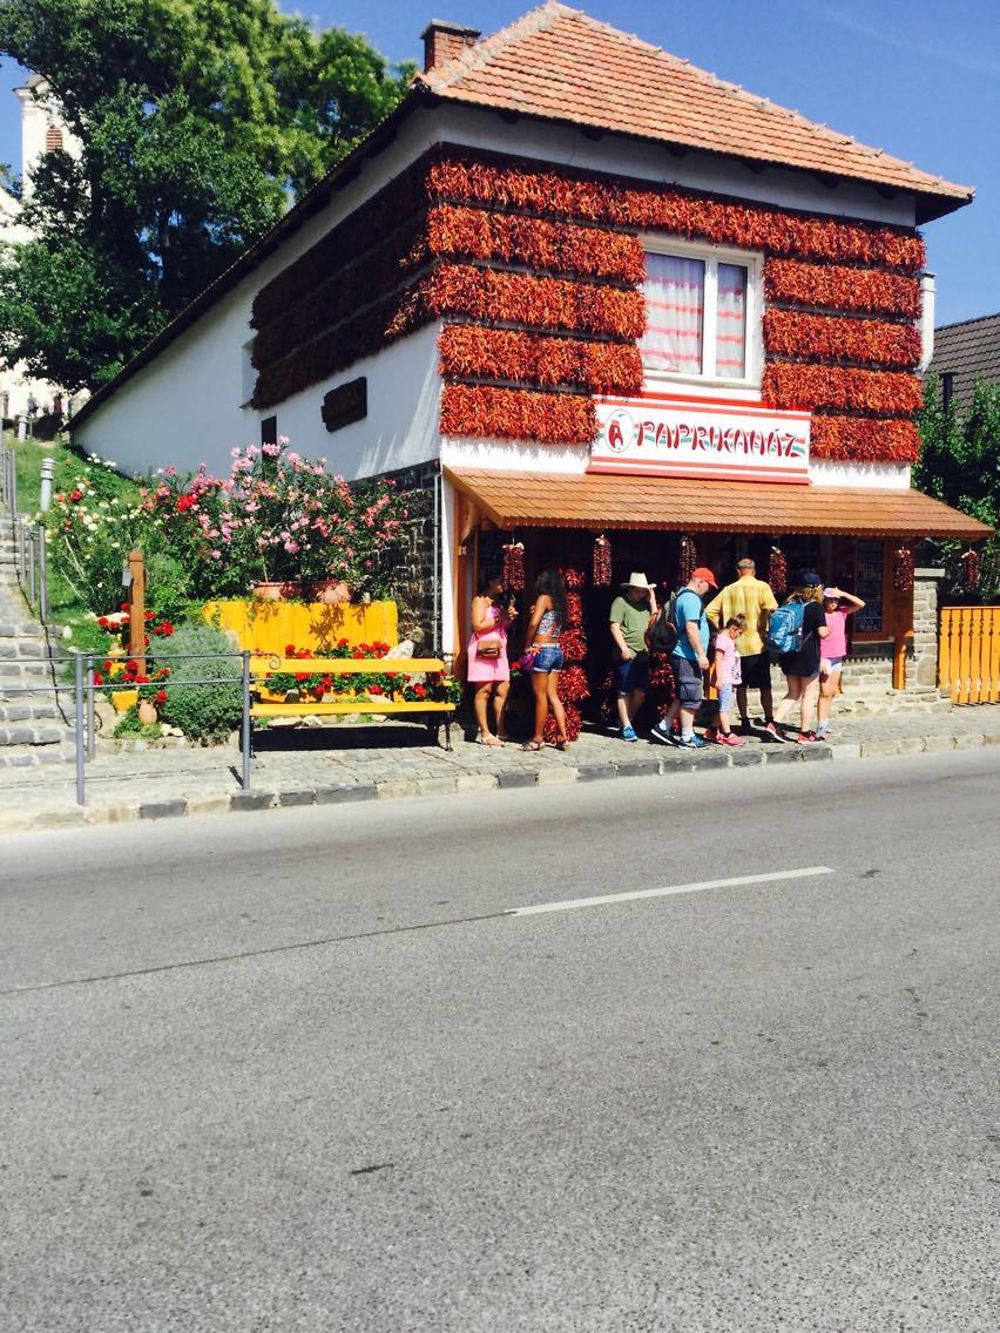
[128,548,146,675]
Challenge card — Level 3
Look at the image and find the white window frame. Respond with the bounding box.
[640,236,764,391]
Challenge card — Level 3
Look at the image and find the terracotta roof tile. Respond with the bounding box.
[444,467,992,539]
[418,3,971,218]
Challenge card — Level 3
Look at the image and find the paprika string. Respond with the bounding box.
[769,546,788,598]
[961,548,981,594]
[592,534,612,587]
[502,540,525,591]
[679,536,697,584]
[892,546,915,593]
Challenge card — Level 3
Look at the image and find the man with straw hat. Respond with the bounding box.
[609,572,657,741]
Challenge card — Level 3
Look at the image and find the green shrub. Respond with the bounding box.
[158,622,242,744]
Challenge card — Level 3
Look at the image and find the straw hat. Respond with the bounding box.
[621,572,655,590]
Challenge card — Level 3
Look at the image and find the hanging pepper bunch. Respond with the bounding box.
[763,259,921,319]
[592,534,612,587]
[425,155,926,270]
[961,547,981,593]
[544,566,589,744]
[892,545,915,592]
[679,535,697,584]
[762,364,923,416]
[809,417,920,464]
[763,310,921,369]
[438,325,642,395]
[502,539,525,591]
[768,547,787,598]
[440,384,597,444]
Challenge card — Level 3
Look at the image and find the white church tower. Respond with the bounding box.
[1,73,82,432]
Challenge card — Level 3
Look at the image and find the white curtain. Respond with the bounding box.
[716,262,747,379]
[641,254,704,375]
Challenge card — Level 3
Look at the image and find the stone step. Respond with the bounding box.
[0,722,76,747]
[0,701,76,723]
[0,661,56,680]
[0,745,77,767]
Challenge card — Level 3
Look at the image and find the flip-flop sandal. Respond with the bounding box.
[521,740,544,752]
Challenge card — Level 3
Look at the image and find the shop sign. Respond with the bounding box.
[590,394,811,483]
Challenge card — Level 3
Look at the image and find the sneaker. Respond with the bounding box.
[762,721,786,742]
[703,727,718,743]
[816,725,833,738]
[649,720,674,745]
[797,730,820,744]
[718,732,747,747]
[676,733,707,749]
[622,724,638,742]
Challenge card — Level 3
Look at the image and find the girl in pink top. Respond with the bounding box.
[467,571,517,746]
[817,587,865,738]
[713,615,747,747]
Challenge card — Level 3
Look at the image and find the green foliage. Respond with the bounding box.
[158,621,242,743]
[916,376,1000,601]
[0,0,412,389]
[112,705,162,740]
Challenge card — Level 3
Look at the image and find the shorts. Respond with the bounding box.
[616,654,650,696]
[673,655,704,707]
[821,656,845,677]
[740,652,772,690]
[533,645,564,673]
[717,683,736,714]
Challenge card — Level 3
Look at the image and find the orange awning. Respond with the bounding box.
[445,468,992,540]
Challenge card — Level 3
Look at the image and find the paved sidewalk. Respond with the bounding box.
[1,703,998,832]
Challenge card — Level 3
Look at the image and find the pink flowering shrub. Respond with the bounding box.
[140,441,408,598]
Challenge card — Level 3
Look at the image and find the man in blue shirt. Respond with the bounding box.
[651,566,717,749]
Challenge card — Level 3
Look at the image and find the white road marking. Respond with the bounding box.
[509,866,836,916]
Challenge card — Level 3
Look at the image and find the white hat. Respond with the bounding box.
[622,571,655,590]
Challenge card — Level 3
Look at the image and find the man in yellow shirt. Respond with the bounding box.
[705,558,778,734]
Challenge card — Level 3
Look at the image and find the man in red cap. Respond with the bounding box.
[651,566,718,749]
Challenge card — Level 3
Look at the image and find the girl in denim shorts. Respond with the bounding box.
[520,569,569,751]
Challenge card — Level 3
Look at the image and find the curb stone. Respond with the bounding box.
[2,729,996,833]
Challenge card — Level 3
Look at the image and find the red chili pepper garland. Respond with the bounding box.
[592,535,612,587]
[679,536,697,584]
[961,548,981,593]
[762,364,923,416]
[768,547,788,598]
[763,309,921,369]
[892,545,915,593]
[809,417,920,464]
[543,566,589,744]
[502,540,525,591]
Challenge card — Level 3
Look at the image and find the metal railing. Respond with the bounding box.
[2,650,253,806]
[1,442,16,513]
[2,442,49,621]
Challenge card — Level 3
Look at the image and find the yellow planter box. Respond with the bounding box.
[110,688,138,713]
[202,599,398,657]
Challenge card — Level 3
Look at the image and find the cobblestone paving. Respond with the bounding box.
[1,703,998,832]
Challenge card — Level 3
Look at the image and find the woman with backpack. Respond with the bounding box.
[767,574,829,744]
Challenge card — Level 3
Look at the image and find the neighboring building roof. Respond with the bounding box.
[444,467,993,539]
[418,2,972,223]
[929,313,1000,415]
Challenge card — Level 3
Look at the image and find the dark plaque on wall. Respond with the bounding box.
[322,377,367,433]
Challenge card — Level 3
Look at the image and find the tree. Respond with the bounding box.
[0,0,413,391]
[915,374,1000,598]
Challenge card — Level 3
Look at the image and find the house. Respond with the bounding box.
[929,312,1000,416]
[0,73,82,430]
[68,2,990,694]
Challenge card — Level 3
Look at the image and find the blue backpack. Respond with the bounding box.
[767,601,806,658]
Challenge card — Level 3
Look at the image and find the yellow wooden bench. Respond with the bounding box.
[249,655,456,750]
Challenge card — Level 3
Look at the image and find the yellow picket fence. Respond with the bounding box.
[939,607,1000,704]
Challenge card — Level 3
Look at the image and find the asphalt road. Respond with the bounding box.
[2,751,999,1332]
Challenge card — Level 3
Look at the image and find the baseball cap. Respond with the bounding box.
[823,587,840,599]
[691,566,718,588]
[801,571,821,587]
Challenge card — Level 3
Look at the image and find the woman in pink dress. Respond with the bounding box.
[467,571,516,746]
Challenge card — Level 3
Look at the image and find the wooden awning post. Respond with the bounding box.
[127,549,146,675]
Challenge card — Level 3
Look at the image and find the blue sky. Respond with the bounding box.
[2,0,998,326]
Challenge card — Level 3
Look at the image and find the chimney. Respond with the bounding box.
[422,19,481,72]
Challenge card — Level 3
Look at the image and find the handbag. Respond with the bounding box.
[518,649,537,673]
[475,638,502,660]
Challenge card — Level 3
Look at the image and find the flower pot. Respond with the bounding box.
[137,700,158,726]
[309,579,353,605]
[252,581,304,602]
